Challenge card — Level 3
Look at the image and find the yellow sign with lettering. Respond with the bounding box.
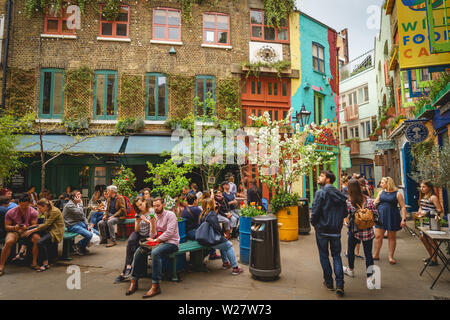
[398,0,450,69]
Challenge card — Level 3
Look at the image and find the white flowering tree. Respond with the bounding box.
[248,109,336,212]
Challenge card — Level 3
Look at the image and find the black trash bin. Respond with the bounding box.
[298,197,310,235]
[249,215,281,281]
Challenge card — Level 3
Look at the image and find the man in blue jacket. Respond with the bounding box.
[311,170,347,297]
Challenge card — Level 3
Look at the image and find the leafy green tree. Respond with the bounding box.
[0,112,35,184]
[112,165,138,202]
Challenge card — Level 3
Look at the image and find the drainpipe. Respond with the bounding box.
[1,0,12,112]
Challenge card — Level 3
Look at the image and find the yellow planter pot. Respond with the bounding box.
[276,206,298,241]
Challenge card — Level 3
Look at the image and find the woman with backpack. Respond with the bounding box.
[372,177,407,264]
[198,197,243,275]
[343,179,379,278]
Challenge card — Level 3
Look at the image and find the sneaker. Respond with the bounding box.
[336,287,345,297]
[209,254,221,260]
[356,255,365,260]
[427,260,439,266]
[72,244,84,256]
[222,262,232,269]
[106,241,117,248]
[123,268,132,279]
[323,281,334,291]
[232,267,243,275]
[343,266,354,277]
[114,275,126,284]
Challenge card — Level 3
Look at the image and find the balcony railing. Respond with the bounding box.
[344,105,359,122]
[340,50,374,81]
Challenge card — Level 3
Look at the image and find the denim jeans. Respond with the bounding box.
[347,233,374,276]
[212,240,238,268]
[131,243,178,284]
[68,222,99,249]
[315,232,344,288]
[90,211,104,230]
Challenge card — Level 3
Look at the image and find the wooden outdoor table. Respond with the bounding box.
[418,227,450,289]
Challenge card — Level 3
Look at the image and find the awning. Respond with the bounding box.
[17,135,125,154]
[124,135,178,155]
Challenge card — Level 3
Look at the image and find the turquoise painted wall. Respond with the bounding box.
[292,13,338,127]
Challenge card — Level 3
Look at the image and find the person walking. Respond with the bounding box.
[416,181,443,266]
[372,177,407,264]
[342,179,379,279]
[311,170,348,297]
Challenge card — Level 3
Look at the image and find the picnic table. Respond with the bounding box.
[418,226,450,289]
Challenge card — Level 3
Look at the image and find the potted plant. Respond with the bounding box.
[385,106,395,118]
[239,202,266,264]
[369,132,378,141]
[249,109,336,242]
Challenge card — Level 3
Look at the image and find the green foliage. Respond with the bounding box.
[388,114,406,129]
[0,112,36,183]
[217,78,241,129]
[6,68,35,115]
[112,165,138,202]
[118,74,145,119]
[263,0,296,28]
[410,143,450,191]
[240,202,266,217]
[168,74,194,118]
[178,0,195,23]
[270,192,300,214]
[25,0,93,18]
[115,117,145,135]
[63,66,94,134]
[102,0,120,21]
[413,72,450,117]
[144,158,194,199]
[242,60,291,79]
[344,137,360,143]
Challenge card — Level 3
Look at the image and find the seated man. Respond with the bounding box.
[222,182,240,237]
[182,193,220,260]
[63,190,99,255]
[126,197,179,298]
[214,190,234,239]
[98,185,126,247]
[0,194,39,276]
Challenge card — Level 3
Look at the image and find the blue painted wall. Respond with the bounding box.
[292,13,338,127]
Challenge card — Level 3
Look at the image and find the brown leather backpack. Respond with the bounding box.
[354,203,375,230]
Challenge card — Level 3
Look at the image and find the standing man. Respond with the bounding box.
[311,170,348,297]
[0,194,39,276]
[63,190,99,255]
[98,185,126,247]
[126,197,179,298]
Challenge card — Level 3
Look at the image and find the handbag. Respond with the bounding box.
[195,212,222,246]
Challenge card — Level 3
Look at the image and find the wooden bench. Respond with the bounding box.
[167,240,209,281]
[118,218,135,240]
[62,228,78,261]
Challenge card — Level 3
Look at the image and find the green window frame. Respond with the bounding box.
[314,93,324,125]
[39,68,65,119]
[145,73,168,120]
[93,70,118,120]
[195,75,216,117]
[426,0,450,54]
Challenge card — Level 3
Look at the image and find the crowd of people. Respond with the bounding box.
[0,171,444,298]
[0,175,255,298]
[311,170,444,297]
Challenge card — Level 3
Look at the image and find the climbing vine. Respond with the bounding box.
[63,66,93,132]
[242,60,291,79]
[118,74,145,119]
[263,0,296,28]
[6,68,35,115]
[217,78,241,127]
[168,74,195,119]
[25,0,121,20]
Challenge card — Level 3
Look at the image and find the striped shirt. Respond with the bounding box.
[420,197,436,214]
[138,212,152,237]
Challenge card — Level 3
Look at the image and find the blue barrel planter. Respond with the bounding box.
[178,218,186,244]
[239,216,252,265]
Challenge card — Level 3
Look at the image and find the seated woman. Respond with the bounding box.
[89,189,108,230]
[214,190,235,239]
[416,181,443,266]
[198,198,243,275]
[22,198,65,272]
[114,196,153,283]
